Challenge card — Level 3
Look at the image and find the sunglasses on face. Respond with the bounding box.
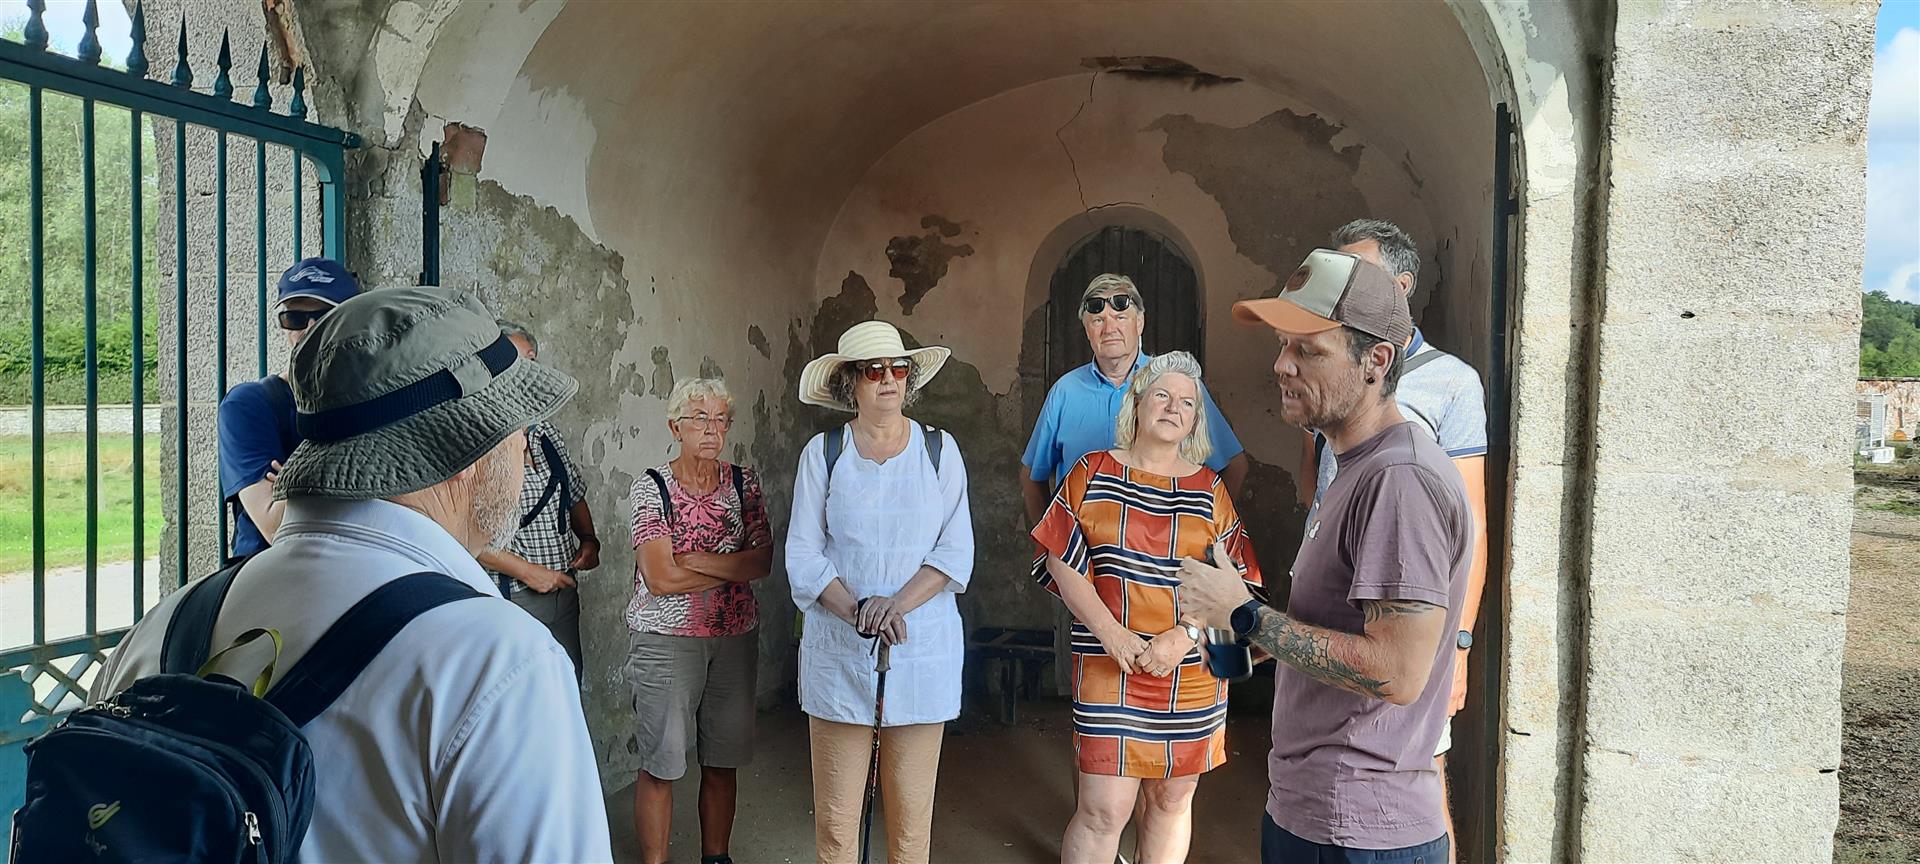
[861,359,913,383]
[277,308,330,331]
[1083,295,1136,316]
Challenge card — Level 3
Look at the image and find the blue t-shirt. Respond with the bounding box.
[217,376,300,558]
[1022,352,1244,490]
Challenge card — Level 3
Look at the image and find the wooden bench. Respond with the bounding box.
[966,627,1054,725]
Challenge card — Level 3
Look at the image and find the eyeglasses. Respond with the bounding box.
[1083,295,1136,316]
[675,414,733,431]
[861,359,913,383]
[277,308,330,331]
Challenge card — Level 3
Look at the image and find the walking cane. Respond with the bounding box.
[859,639,891,864]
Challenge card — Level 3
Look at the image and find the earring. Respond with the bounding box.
[1366,376,1377,384]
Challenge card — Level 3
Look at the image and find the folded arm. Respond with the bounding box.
[636,536,724,595]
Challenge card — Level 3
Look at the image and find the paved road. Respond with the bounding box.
[1,558,163,655]
[0,406,162,436]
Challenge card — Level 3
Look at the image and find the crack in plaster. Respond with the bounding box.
[1055,70,1099,218]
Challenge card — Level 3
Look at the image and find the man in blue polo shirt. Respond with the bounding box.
[1021,273,1248,527]
[217,258,362,558]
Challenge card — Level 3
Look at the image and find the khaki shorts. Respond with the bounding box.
[625,629,758,781]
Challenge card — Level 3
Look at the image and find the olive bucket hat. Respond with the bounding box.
[273,286,578,501]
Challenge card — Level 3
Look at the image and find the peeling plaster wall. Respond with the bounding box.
[811,72,1489,634]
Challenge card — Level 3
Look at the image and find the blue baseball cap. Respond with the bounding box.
[276,258,361,308]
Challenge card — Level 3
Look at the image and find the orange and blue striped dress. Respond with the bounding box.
[1030,450,1262,778]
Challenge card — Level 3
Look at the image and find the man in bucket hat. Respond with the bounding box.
[94,287,614,862]
[217,257,362,559]
[1174,251,1472,864]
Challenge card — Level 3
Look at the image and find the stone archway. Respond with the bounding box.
[213,1,1635,859]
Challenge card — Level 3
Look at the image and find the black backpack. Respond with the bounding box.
[822,422,944,479]
[10,559,484,863]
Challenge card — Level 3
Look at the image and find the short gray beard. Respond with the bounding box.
[472,443,525,552]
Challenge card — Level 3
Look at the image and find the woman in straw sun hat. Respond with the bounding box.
[786,320,975,864]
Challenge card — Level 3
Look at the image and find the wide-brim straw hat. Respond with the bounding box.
[274,286,578,500]
[797,320,952,412]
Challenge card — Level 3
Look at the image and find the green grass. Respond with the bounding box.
[1869,497,1920,517]
[0,370,158,406]
[0,433,163,573]
[1835,838,1920,864]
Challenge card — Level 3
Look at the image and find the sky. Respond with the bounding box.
[3,0,1918,301]
[1,0,131,63]
[1871,1,1920,303]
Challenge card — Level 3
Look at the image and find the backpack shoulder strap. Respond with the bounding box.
[731,464,747,505]
[1400,347,1442,377]
[921,423,944,473]
[160,557,252,675]
[519,430,572,531]
[644,467,674,528]
[264,572,484,727]
[823,425,847,481]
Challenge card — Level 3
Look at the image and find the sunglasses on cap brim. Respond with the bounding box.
[859,359,913,382]
[1083,295,1136,315]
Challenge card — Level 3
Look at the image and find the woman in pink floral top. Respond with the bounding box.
[624,378,771,864]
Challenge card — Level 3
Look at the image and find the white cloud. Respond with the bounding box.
[1872,29,1920,138]
[1867,28,1920,298]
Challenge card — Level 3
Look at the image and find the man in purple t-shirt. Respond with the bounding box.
[1178,249,1471,863]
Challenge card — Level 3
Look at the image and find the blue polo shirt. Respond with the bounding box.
[1022,352,1244,490]
[217,375,301,557]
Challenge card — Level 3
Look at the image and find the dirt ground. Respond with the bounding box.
[1838,483,1920,864]
[606,682,1277,863]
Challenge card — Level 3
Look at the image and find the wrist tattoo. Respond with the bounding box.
[1249,607,1390,700]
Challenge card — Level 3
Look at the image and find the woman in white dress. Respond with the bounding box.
[786,320,974,864]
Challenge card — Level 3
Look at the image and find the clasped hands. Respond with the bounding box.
[854,595,909,646]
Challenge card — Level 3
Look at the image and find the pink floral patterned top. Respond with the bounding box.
[625,462,771,637]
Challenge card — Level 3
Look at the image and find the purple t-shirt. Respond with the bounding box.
[1268,422,1472,849]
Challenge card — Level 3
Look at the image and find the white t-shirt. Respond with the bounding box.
[786,424,975,726]
[93,498,613,864]
[1312,330,1488,514]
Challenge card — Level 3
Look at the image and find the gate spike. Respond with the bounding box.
[78,0,102,64]
[23,0,48,51]
[126,2,149,77]
[169,15,192,88]
[251,42,272,109]
[213,30,233,98]
[289,65,307,119]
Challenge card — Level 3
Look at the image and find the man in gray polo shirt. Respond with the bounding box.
[1178,250,1471,862]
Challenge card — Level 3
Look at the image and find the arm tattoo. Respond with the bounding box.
[1249,606,1391,700]
[1363,598,1440,623]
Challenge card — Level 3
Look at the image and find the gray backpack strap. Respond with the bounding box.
[1400,347,1442,377]
[823,426,847,481]
[922,423,943,473]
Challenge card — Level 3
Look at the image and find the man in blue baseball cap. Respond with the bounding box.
[217,257,362,558]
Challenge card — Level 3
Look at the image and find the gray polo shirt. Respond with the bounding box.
[1269,421,1472,849]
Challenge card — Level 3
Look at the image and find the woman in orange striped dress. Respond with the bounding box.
[1032,351,1262,864]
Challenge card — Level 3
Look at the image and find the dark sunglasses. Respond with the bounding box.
[277,308,330,331]
[861,359,913,383]
[1083,295,1136,315]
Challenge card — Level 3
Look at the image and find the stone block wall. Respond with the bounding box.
[1576,2,1874,859]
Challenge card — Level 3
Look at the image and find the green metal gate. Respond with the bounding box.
[1,0,357,833]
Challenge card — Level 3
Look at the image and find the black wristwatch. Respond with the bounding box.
[1229,598,1265,645]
